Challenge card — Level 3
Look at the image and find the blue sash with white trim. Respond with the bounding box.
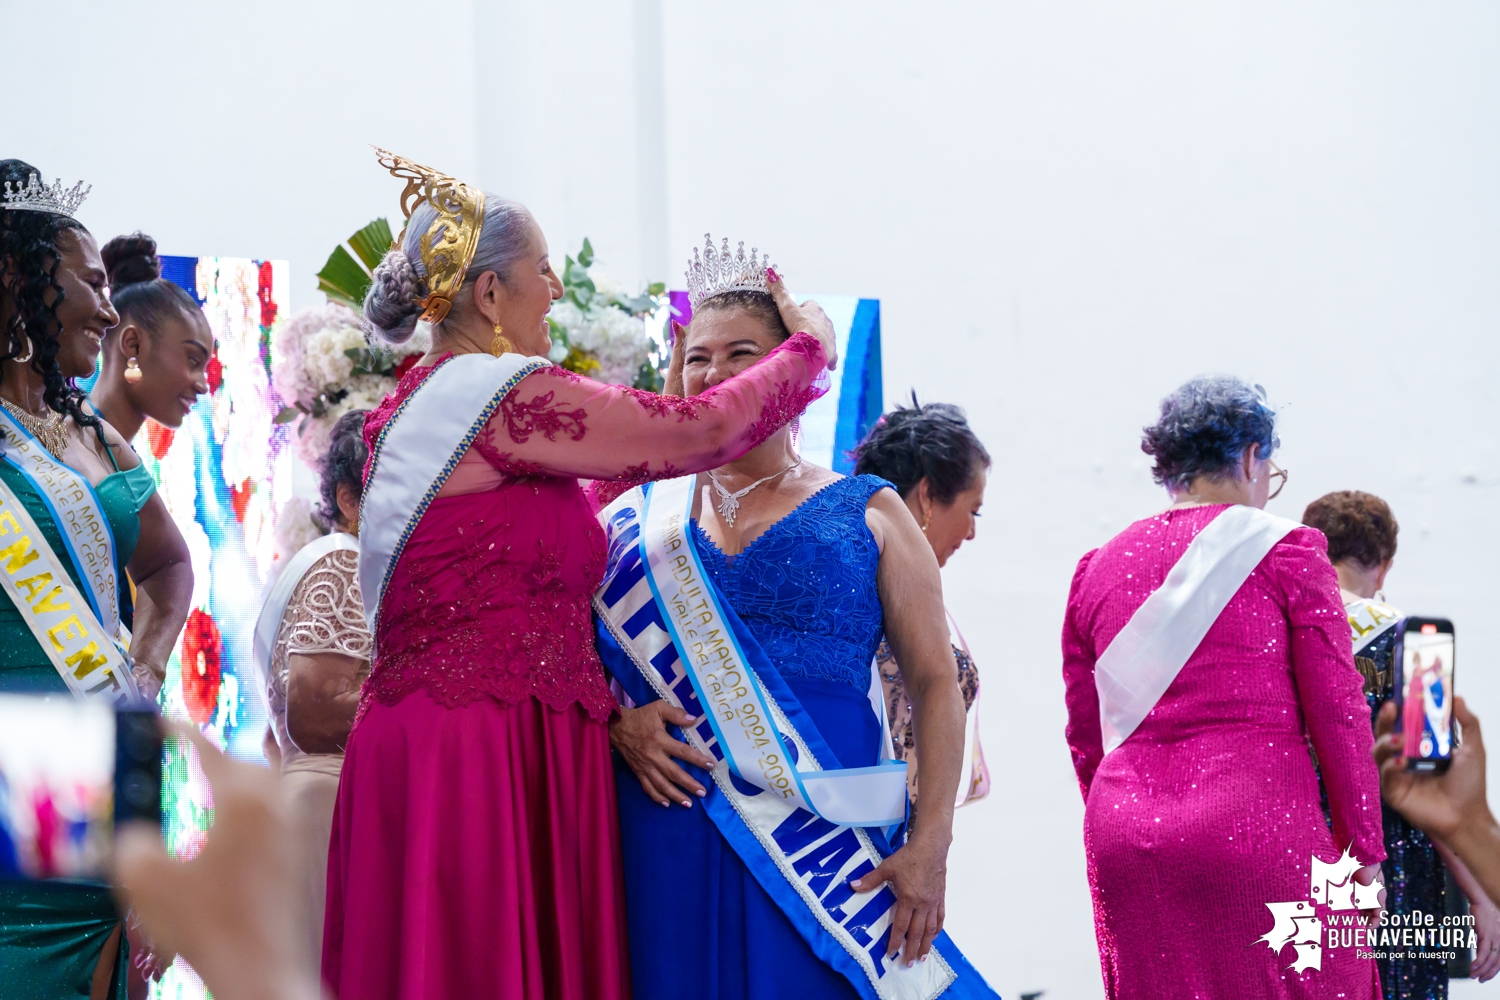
[594,478,999,1000]
[0,408,121,637]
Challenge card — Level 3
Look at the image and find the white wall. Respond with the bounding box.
[8,0,479,302]
[15,3,1500,996]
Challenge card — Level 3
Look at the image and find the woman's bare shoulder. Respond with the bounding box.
[97,419,142,471]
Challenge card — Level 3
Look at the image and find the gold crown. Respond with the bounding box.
[372,147,486,325]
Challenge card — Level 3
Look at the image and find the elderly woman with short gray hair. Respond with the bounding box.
[1061,376,1386,999]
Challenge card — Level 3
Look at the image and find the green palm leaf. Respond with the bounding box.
[347,218,394,270]
[317,218,393,308]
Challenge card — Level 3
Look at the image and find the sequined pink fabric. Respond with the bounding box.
[1062,505,1385,999]
[357,332,828,725]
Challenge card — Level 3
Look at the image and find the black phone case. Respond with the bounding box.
[114,708,163,827]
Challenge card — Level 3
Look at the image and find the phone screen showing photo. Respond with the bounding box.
[0,696,116,880]
[1398,624,1455,767]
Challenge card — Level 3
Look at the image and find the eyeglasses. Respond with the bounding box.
[1267,460,1288,501]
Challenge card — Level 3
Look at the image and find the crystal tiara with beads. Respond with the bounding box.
[685,234,775,309]
[2,173,91,219]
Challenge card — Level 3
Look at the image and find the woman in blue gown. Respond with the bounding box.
[603,253,997,999]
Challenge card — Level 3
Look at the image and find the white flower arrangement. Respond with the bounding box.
[547,239,669,390]
[267,495,325,585]
[270,302,428,468]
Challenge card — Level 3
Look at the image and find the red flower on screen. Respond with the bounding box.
[205,353,223,394]
[180,608,222,726]
[257,262,278,330]
[144,419,175,460]
[230,479,255,523]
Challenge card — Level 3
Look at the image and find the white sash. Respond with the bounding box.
[0,475,138,705]
[252,531,360,692]
[1096,505,1300,755]
[639,475,909,826]
[947,612,987,809]
[0,408,120,637]
[1346,596,1400,655]
[357,353,549,633]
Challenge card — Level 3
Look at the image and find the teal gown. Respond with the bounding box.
[0,454,155,1000]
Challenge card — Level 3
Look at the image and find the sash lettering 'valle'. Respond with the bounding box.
[594,477,1000,1000]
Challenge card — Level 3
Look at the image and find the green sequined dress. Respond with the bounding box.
[0,457,155,1000]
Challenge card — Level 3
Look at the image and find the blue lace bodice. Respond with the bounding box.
[690,475,893,691]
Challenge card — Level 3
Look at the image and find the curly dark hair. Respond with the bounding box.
[1141,376,1278,490]
[851,393,990,504]
[101,231,202,337]
[316,409,370,530]
[1302,491,1398,569]
[0,158,105,439]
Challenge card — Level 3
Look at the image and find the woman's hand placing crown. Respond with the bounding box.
[766,267,837,371]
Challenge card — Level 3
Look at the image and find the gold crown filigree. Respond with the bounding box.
[2,173,91,219]
[371,147,486,325]
[685,234,774,310]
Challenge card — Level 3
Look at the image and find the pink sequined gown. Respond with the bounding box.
[1062,505,1386,1000]
[322,334,827,1000]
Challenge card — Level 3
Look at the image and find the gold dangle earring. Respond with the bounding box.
[124,357,144,384]
[489,323,512,358]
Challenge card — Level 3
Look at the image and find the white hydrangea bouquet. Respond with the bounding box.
[270,302,428,467]
[270,219,430,468]
[547,238,669,390]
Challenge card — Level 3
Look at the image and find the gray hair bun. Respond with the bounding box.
[363,248,426,345]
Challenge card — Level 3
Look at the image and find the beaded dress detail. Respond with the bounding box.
[618,473,908,1000]
[355,331,829,726]
[325,334,829,1000]
[266,546,371,763]
[1319,598,1453,1000]
[690,475,892,691]
[1062,505,1386,999]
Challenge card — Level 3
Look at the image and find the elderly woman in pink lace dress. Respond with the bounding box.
[321,160,836,1000]
[1062,376,1386,999]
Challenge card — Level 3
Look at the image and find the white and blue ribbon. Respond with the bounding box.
[637,474,908,826]
[357,352,549,634]
[594,478,999,1000]
[0,407,121,638]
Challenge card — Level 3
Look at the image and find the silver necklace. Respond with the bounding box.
[707,460,801,527]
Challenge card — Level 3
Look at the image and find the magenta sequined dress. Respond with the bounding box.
[1062,505,1386,1000]
[322,334,827,1000]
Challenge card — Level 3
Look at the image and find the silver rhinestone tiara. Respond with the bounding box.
[685,234,774,310]
[2,173,91,219]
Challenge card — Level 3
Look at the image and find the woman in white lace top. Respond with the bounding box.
[257,409,371,972]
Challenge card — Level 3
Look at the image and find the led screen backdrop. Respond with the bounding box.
[85,255,294,999]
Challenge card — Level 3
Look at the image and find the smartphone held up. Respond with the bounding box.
[0,695,162,880]
[1391,617,1456,773]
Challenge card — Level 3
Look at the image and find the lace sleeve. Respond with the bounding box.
[284,549,373,662]
[469,331,827,481]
